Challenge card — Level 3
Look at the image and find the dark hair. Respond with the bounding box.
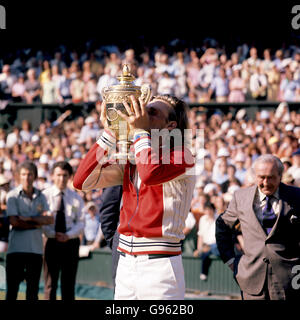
[150,94,189,146]
[51,161,73,176]
[18,161,38,179]
[151,95,189,130]
[204,202,215,211]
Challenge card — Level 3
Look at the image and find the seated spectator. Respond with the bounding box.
[212,151,229,185]
[83,73,99,104]
[57,67,72,105]
[82,61,93,83]
[20,120,33,143]
[6,127,22,149]
[277,134,296,158]
[261,48,273,74]
[190,190,209,222]
[34,168,51,191]
[279,67,300,102]
[70,71,85,103]
[105,52,121,77]
[197,56,217,102]
[193,203,220,281]
[51,64,63,89]
[249,65,268,100]
[39,60,51,85]
[186,52,201,102]
[203,182,220,198]
[78,116,99,144]
[11,74,26,102]
[50,51,67,73]
[41,72,57,104]
[155,52,174,77]
[228,66,246,103]
[281,157,292,173]
[24,68,41,103]
[282,172,295,186]
[69,60,80,80]
[200,156,214,182]
[266,63,281,101]
[208,67,229,102]
[11,143,26,164]
[0,64,16,101]
[157,71,177,95]
[234,153,247,184]
[88,52,104,77]
[274,101,291,122]
[220,164,242,193]
[247,47,261,73]
[212,195,227,215]
[83,201,105,250]
[273,49,285,72]
[96,66,118,99]
[181,211,197,255]
[287,148,300,186]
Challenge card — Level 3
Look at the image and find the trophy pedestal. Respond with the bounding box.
[112,140,134,162]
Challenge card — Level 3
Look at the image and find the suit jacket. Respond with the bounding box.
[99,186,122,249]
[99,185,123,288]
[216,183,300,295]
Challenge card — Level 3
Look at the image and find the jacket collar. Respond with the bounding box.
[17,184,40,199]
[243,185,267,238]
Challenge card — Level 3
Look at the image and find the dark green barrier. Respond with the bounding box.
[75,249,240,297]
[1,250,240,297]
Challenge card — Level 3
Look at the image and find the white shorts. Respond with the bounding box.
[114,253,185,300]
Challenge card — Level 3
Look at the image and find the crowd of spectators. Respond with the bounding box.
[1,38,300,110]
[1,38,300,261]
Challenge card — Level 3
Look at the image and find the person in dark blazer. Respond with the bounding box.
[98,185,122,289]
[216,154,300,300]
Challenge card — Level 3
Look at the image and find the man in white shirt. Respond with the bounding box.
[42,161,84,300]
[5,161,53,300]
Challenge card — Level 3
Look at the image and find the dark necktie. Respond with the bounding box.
[262,196,277,234]
[55,191,66,233]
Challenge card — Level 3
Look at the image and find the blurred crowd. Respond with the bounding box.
[1,38,300,110]
[0,101,299,255]
[1,38,300,257]
[189,101,300,227]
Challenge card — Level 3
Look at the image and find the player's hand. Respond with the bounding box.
[117,95,150,132]
[100,101,109,130]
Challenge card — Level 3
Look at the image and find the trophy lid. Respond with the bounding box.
[117,64,135,85]
[101,64,151,103]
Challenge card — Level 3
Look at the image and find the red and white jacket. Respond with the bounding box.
[73,129,196,256]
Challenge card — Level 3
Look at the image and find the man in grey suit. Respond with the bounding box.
[216,154,300,300]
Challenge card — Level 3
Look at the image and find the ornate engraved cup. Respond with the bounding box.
[101,64,151,160]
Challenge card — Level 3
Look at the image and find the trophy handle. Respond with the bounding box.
[140,84,151,104]
[101,86,109,101]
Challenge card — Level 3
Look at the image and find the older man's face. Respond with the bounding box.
[254,162,281,196]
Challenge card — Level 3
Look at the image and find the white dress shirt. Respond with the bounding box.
[42,185,85,239]
[253,188,281,223]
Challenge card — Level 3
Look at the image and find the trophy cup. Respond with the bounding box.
[101,64,151,160]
